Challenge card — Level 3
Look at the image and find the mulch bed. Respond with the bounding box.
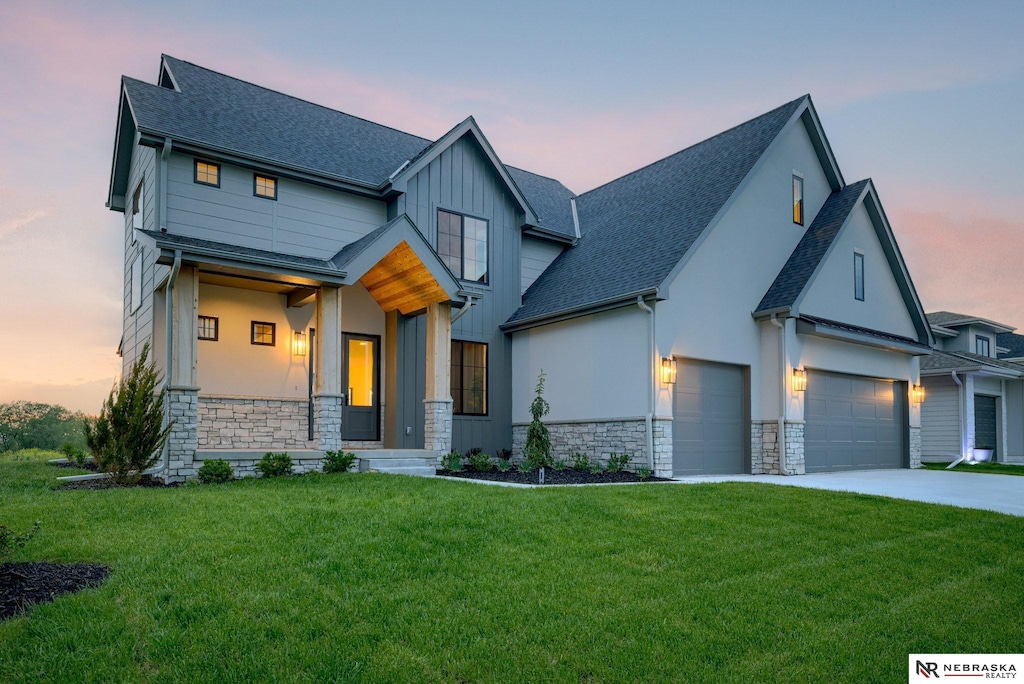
[51,460,100,472]
[1,562,110,621]
[438,469,671,485]
[58,475,180,490]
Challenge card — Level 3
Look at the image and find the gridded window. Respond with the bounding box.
[451,340,487,415]
[195,160,220,187]
[854,252,865,301]
[976,336,991,357]
[251,321,276,346]
[198,316,219,341]
[254,174,277,199]
[793,174,804,225]
[438,210,488,283]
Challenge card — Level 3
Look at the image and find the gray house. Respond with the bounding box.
[108,56,933,481]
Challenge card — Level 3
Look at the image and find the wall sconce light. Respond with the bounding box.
[792,368,807,392]
[911,384,925,404]
[292,331,307,357]
[660,357,677,384]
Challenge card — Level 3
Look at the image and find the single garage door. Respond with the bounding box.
[672,359,746,476]
[805,371,905,472]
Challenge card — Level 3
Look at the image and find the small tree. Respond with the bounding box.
[523,370,552,469]
[84,344,172,485]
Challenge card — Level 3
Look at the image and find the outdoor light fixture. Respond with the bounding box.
[911,384,925,404]
[292,331,307,357]
[792,368,807,392]
[661,357,677,384]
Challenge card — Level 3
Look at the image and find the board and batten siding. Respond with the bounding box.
[520,236,563,295]
[388,134,524,455]
[163,152,387,260]
[921,375,961,459]
[121,138,158,374]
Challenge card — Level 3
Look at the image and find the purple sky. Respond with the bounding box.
[1,0,1022,413]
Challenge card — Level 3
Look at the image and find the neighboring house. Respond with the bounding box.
[920,312,1024,463]
[108,55,933,481]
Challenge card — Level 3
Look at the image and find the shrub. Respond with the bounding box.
[607,453,631,473]
[496,458,513,472]
[0,521,40,562]
[465,447,483,457]
[60,442,88,467]
[467,451,493,472]
[636,466,652,480]
[517,458,536,473]
[523,371,552,469]
[323,450,357,473]
[552,458,569,471]
[590,461,606,474]
[84,344,172,485]
[197,459,234,484]
[571,452,591,471]
[496,448,512,461]
[256,452,293,477]
[441,451,464,472]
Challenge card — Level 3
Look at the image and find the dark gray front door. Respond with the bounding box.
[975,395,997,453]
[672,359,746,476]
[342,333,380,441]
[805,371,904,472]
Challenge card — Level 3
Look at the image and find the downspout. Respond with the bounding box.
[450,294,478,324]
[637,296,655,470]
[947,371,966,469]
[155,250,183,475]
[770,314,792,475]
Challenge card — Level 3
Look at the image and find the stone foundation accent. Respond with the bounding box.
[512,418,673,475]
[198,397,313,451]
[163,387,199,483]
[755,420,804,475]
[784,421,805,474]
[314,394,344,452]
[424,399,453,457]
[193,455,326,479]
[909,426,922,469]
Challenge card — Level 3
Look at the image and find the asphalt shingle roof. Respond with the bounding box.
[997,332,1024,359]
[755,180,869,313]
[921,349,1024,374]
[506,95,807,325]
[798,314,929,350]
[926,311,977,327]
[139,229,337,271]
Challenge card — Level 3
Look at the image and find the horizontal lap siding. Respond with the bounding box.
[521,236,563,294]
[122,142,157,373]
[921,376,961,458]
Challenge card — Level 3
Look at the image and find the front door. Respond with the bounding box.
[342,333,380,441]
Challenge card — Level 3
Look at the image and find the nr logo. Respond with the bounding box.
[917,660,940,678]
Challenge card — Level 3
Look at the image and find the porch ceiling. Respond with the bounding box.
[359,241,451,315]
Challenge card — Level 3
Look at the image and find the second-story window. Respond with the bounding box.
[194,160,220,187]
[438,210,488,284]
[854,252,865,301]
[132,181,144,231]
[254,174,277,200]
[976,335,991,357]
[793,174,804,225]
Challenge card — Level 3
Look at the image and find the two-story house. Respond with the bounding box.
[108,56,934,481]
[920,312,1024,463]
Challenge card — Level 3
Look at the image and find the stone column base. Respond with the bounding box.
[163,386,199,483]
[909,426,922,469]
[424,398,453,457]
[314,394,344,453]
[512,417,673,477]
[754,420,805,475]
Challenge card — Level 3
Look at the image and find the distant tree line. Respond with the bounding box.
[0,401,89,452]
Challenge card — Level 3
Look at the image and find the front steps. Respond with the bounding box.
[350,449,438,477]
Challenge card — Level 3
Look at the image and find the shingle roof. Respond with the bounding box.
[755,180,869,313]
[506,166,577,239]
[505,95,807,326]
[997,332,1024,359]
[139,229,335,270]
[926,311,976,327]
[921,349,1024,374]
[798,314,930,351]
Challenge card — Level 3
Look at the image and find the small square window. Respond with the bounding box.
[976,336,991,357]
[198,316,219,341]
[854,252,865,301]
[251,321,276,346]
[195,160,220,187]
[793,175,804,225]
[254,175,277,200]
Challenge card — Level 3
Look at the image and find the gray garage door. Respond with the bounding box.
[805,371,905,472]
[672,359,746,476]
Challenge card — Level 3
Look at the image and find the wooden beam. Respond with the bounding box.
[375,283,448,315]
[424,302,451,401]
[287,287,317,308]
[315,287,343,395]
[170,265,198,387]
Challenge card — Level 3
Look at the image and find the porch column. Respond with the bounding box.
[166,265,199,482]
[314,286,344,452]
[423,301,453,455]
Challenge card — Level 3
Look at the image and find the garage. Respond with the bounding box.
[672,359,746,476]
[804,370,905,472]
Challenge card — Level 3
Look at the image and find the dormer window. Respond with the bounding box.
[854,251,865,301]
[793,174,804,225]
[976,335,991,357]
[254,174,277,200]
[194,160,220,187]
[132,181,144,230]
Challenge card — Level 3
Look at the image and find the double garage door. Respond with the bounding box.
[672,361,906,476]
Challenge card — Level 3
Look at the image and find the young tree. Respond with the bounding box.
[523,370,552,469]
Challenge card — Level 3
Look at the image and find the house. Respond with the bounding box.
[920,312,1024,463]
[107,55,933,481]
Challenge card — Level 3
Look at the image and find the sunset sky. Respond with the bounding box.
[1,0,1022,413]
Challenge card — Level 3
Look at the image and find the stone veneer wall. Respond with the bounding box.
[164,387,199,483]
[192,455,327,479]
[755,420,805,475]
[424,399,453,458]
[909,426,922,469]
[512,418,673,478]
[198,396,315,450]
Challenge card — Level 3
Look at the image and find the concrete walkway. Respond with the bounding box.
[674,469,1024,517]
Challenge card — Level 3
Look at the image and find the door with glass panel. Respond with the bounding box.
[342,333,379,441]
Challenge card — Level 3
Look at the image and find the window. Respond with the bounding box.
[132,181,144,230]
[130,252,142,314]
[198,316,219,341]
[194,160,220,187]
[254,174,277,200]
[976,335,991,357]
[854,252,865,301]
[793,174,804,225]
[451,340,487,415]
[438,210,488,283]
[251,321,276,346]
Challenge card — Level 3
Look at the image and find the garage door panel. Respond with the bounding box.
[827,399,853,418]
[672,359,745,477]
[852,401,877,420]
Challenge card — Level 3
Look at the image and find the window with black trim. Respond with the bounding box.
[132,181,144,230]
[976,335,991,357]
[793,175,804,225]
[130,252,142,314]
[854,252,865,301]
[195,160,220,187]
[438,210,488,283]
[254,174,277,199]
[451,340,487,415]
[251,321,276,346]
[198,316,219,341]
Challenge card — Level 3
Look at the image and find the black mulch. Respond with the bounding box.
[438,469,671,485]
[51,460,100,472]
[0,562,110,621]
[58,475,180,490]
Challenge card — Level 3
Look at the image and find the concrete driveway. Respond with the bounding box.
[674,469,1024,517]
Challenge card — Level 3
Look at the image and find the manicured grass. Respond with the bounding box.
[2,451,1023,682]
[922,460,1024,476]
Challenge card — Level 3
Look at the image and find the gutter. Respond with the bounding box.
[501,288,660,333]
[770,314,792,475]
[450,294,479,324]
[636,296,656,471]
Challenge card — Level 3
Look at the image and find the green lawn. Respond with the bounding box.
[2,451,1023,682]
[922,460,1024,476]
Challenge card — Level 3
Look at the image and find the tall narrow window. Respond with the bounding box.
[976,335,991,357]
[854,252,865,301]
[130,252,142,314]
[793,175,804,225]
[451,340,487,415]
[438,210,488,283]
[254,174,277,199]
[194,160,220,187]
[132,181,144,230]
